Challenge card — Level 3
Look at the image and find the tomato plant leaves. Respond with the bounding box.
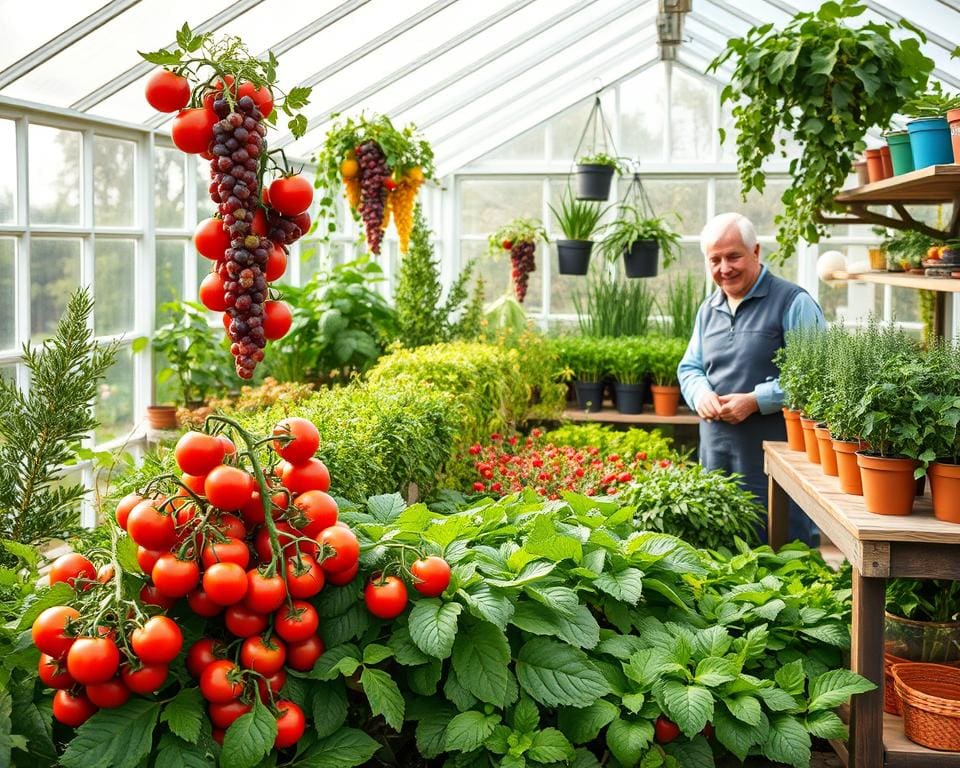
[360,668,404,731]
[558,700,619,745]
[807,669,876,712]
[160,687,203,744]
[605,717,653,767]
[60,699,160,768]
[594,567,644,605]
[762,713,811,768]
[311,680,347,738]
[442,710,500,753]
[220,698,276,768]
[516,638,610,708]
[527,728,575,763]
[154,733,211,768]
[408,599,461,659]
[309,643,361,681]
[388,626,430,666]
[660,681,714,737]
[459,585,513,630]
[299,727,380,767]
[451,619,511,706]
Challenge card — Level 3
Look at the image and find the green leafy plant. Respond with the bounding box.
[549,187,607,240]
[152,300,236,406]
[776,326,826,415]
[647,337,687,387]
[887,578,960,623]
[598,204,682,269]
[577,151,625,172]
[661,273,704,340]
[881,228,935,271]
[0,289,118,555]
[711,0,933,263]
[485,218,548,257]
[574,273,657,337]
[902,81,960,119]
[549,336,613,384]
[611,338,650,385]
[539,423,679,463]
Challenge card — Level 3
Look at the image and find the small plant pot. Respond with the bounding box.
[887,612,960,664]
[930,461,960,524]
[868,247,887,271]
[623,240,659,278]
[907,117,954,170]
[782,408,805,451]
[574,163,615,201]
[574,381,605,412]
[557,240,593,275]
[856,452,919,516]
[814,425,838,477]
[146,405,179,431]
[854,159,870,186]
[650,384,680,416]
[865,148,887,183]
[799,417,821,464]
[886,130,915,175]
[613,382,647,415]
[880,145,893,178]
[948,108,960,165]
[832,438,864,496]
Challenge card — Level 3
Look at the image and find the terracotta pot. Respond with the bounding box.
[857,452,920,516]
[146,405,179,431]
[865,148,886,183]
[783,408,805,451]
[799,417,821,464]
[880,145,893,178]
[929,461,960,524]
[832,438,864,495]
[814,425,838,477]
[650,384,680,417]
[949,108,960,165]
[854,159,870,186]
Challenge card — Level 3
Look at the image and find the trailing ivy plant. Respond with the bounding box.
[710,0,933,263]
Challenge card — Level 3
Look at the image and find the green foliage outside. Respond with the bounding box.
[550,335,687,387]
[539,424,680,463]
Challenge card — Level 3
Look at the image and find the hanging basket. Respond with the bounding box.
[623,240,659,278]
[571,96,619,201]
[574,164,615,201]
[557,240,593,275]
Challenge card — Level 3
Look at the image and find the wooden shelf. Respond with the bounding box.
[832,270,960,293]
[883,712,960,767]
[562,405,700,426]
[822,164,960,240]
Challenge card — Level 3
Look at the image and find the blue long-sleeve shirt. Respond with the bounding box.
[677,266,825,415]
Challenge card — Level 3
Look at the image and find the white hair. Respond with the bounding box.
[699,212,758,255]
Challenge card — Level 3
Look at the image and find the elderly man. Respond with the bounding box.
[677,212,825,543]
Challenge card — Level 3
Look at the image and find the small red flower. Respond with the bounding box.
[468,444,482,455]
[618,472,633,483]
[472,482,485,492]
[491,482,502,492]
[660,459,671,468]
[490,433,502,441]
[531,428,542,438]
[637,451,648,461]
[507,435,518,446]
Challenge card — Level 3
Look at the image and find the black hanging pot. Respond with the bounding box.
[614,382,647,414]
[623,239,659,278]
[575,164,615,201]
[557,240,593,275]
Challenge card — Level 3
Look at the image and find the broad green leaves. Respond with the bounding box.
[408,599,462,659]
[299,728,380,767]
[660,682,714,737]
[361,668,404,731]
[808,669,876,712]
[60,700,160,768]
[452,620,511,706]
[160,688,203,744]
[443,711,500,753]
[516,639,610,707]
[220,699,276,768]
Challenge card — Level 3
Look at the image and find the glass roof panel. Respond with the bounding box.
[0,0,108,71]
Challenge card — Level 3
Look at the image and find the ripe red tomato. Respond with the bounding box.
[269,175,313,217]
[194,217,231,261]
[32,605,79,659]
[251,207,267,236]
[244,570,287,613]
[654,716,681,744]
[201,75,235,110]
[136,546,163,574]
[172,107,218,154]
[224,603,270,638]
[410,556,451,598]
[86,679,131,709]
[145,70,190,112]
[199,272,228,312]
[235,80,274,118]
[241,490,286,527]
[179,473,207,496]
[139,582,177,610]
[257,668,287,700]
[272,418,320,465]
[318,526,359,574]
[127,500,177,550]
[152,554,200,597]
[218,435,237,455]
[96,563,115,583]
[212,512,248,540]
[67,637,120,685]
[265,244,287,282]
[38,653,74,689]
[203,562,249,605]
[121,663,168,694]
[291,490,337,537]
[291,211,311,239]
[262,300,292,341]
[48,552,96,590]
[325,560,358,586]
[175,431,226,476]
[274,600,319,643]
[186,638,224,678]
[202,537,250,569]
[131,616,183,665]
[281,459,330,495]
[200,660,244,703]
[114,492,143,530]
[186,587,224,617]
[274,700,306,748]
[286,554,325,598]
[240,634,286,675]
[285,634,324,671]
[52,689,97,727]
[209,699,252,729]
[364,576,408,620]
[205,465,256,511]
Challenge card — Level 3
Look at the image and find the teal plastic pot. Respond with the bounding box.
[885,131,914,175]
[907,117,953,169]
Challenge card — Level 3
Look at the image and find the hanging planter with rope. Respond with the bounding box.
[598,171,682,279]
[572,96,623,201]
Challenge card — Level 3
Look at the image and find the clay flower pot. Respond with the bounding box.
[650,384,680,416]
[814,425,838,477]
[146,405,179,431]
[832,438,864,495]
[929,461,960,524]
[856,452,920,516]
[799,417,821,464]
[783,408,805,452]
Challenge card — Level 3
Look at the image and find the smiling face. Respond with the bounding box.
[706,225,762,300]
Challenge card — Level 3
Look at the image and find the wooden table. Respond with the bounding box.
[764,441,960,768]
[562,405,700,426]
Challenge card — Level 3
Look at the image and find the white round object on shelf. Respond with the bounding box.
[817,250,847,284]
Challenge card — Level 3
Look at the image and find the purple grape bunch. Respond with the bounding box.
[510,240,536,303]
[356,141,390,254]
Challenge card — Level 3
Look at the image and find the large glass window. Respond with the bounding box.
[670,68,714,162]
[0,119,16,223]
[94,136,136,227]
[94,239,136,336]
[154,147,186,230]
[0,238,15,350]
[30,238,82,340]
[156,239,186,324]
[95,347,134,444]
[29,125,82,226]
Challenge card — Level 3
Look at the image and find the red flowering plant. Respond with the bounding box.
[466,428,676,499]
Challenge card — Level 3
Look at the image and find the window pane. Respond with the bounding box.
[156,240,185,325]
[715,178,789,237]
[0,364,15,384]
[0,119,16,224]
[31,238,81,340]
[29,125,81,226]
[197,160,211,225]
[552,93,617,163]
[94,239,135,336]
[154,147,185,229]
[620,65,665,162]
[670,68,715,162]
[94,136,136,227]
[484,125,546,163]
[463,240,507,305]
[95,347,134,445]
[0,238,14,349]
[459,180,542,235]
[625,178,708,235]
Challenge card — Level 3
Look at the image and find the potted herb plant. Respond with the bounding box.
[553,336,610,412]
[648,337,686,416]
[886,578,960,663]
[775,326,825,458]
[902,82,960,170]
[548,187,607,275]
[574,152,622,201]
[611,338,650,415]
[599,204,682,279]
[915,339,960,523]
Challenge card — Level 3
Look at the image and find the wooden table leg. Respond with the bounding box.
[768,474,789,551]
[849,569,885,768]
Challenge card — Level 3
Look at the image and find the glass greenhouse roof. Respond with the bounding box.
[2,0,959,173]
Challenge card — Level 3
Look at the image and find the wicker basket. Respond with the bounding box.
[891,662,960,751]
[885,653,907,715]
